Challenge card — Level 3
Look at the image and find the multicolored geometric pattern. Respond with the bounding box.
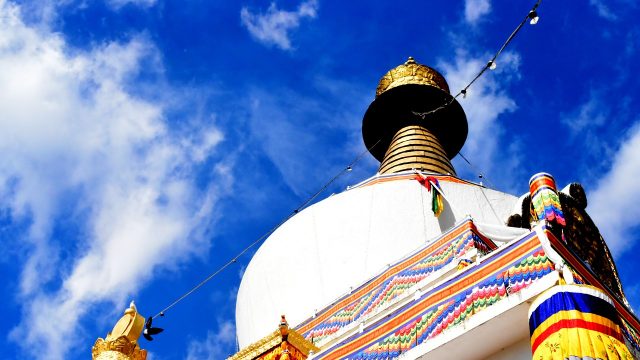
[621,318,640,354]
[313,230,554,359]
[528,284,634,359]
[529,173,566,227]
[296,220,497,344]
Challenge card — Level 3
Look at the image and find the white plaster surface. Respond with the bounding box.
[235,175,518,347]
[487,338,533,360]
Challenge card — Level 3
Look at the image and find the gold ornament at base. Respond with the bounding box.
[92,302,147,360]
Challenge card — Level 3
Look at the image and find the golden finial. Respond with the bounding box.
[228,315,319,360]
[279,315,289,337]
[375,56,450,96]
[362,56,468,174]
[92,302,147,360]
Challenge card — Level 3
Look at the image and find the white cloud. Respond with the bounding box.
[108,0,157,9]
[558,88,640,257]
[439,51,520,186]
[0,1,226,358]
[243,51,521,194]
[240,0,318,50]
[464,0,491,24]
[246,91,320,195]
[559,90,616,178]
[13,0,156,25]
[186,320,237,360]
[562,90,608,135]
[244,77,372,197]
[589,122,640,256]
[589,0,618,21]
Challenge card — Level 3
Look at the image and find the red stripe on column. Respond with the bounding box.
[531,318,623,353]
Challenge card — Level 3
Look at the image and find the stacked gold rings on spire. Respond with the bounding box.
[378,125,456,175]
[374,57,457,175]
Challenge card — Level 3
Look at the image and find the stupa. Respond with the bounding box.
[229,57,640,360]
[91,56,640,360]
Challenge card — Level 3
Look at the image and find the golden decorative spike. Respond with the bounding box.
[279,314,289,337]
[378,125,456,175]
[229,315,319,360]
[92,302,147,360]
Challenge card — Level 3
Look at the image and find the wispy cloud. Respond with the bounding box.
[0,2,227,358]
[589,121,640,256]
[107,0,157,9]
[186,320,237,360]
[11,0,157,25]
[240,0,318,50]
[464,0,492,24]
[558,86,640,257]
[558,90,619,178]
[589,0,618,21]
[439,51,520,189]
[243,77,373,197]
[562,90,608,135]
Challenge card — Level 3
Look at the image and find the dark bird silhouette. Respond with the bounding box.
[143,316,164,341]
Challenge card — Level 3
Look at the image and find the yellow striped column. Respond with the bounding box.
[528,284,634,360]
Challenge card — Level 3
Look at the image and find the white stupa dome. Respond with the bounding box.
[235,173,518,347]
[236,57,521,347]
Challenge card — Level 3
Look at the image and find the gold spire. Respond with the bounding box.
[92,302,147,360]
[378,125,456,175]
[362,56,468,175]
[376,56,450,96]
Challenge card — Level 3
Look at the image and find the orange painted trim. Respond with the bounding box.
[322,234,542,358]
[353,173,477,189]
[296,220,475,333]
[529,177,557,191]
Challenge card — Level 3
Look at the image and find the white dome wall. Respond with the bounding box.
[235,177,518,347]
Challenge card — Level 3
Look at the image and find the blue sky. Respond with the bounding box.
[1,0,639,359]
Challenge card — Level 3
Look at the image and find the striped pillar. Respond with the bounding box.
[528,172,565,227]
[378,125,456,175]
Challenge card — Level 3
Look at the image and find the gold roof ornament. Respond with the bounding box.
[362,56,468,174]
[92,301,147,360]
[376,56,450,96]
[229,315,319,360]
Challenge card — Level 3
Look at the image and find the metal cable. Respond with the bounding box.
[414,0,542,120]
[151,138,384,319]
[150,0,542,321]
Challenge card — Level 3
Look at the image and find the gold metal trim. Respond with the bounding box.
[229,330,282,360]
[229,329,319,360]
[92,337,147,360]
[381,146,451,163]
[287,330,319,357]
[92,303,147,360]
[378,125,455,175]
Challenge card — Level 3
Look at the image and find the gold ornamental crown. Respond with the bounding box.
[375,56,450,96]
[92,302,147,360]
